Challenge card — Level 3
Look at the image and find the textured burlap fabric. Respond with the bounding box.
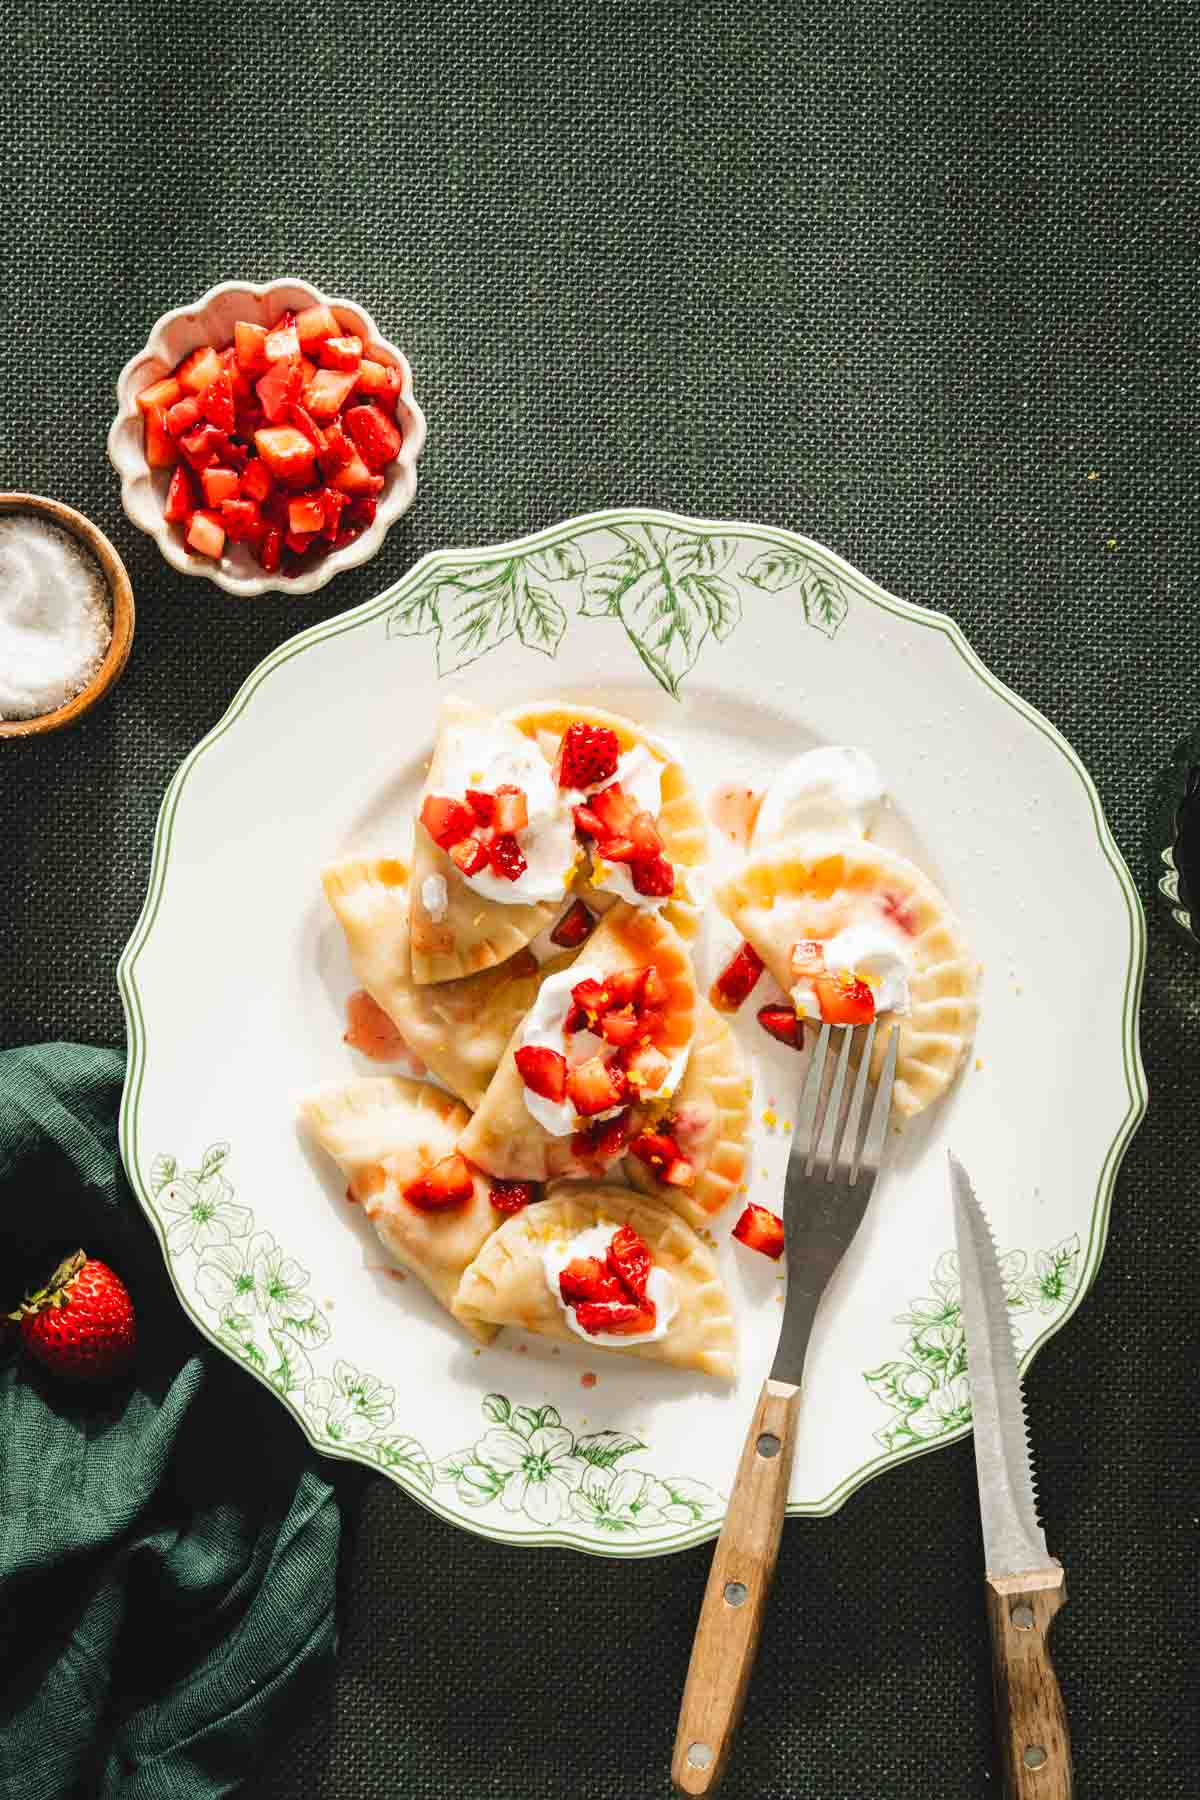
[2,1,1196,1794]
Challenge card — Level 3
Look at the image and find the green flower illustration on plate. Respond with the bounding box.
[865,1239,1081,1451]
[385,523,850,696]
[152,1144,722,1537]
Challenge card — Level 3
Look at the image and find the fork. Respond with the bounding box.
[671,1020,899,1794]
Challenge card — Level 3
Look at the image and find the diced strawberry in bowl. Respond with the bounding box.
[111,281,425,591]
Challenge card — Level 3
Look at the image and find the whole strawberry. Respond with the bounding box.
[14,1250,136,1384]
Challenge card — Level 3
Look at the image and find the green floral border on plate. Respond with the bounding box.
[117,508,1148,1555]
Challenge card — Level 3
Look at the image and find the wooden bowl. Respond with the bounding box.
[0,494,135,739]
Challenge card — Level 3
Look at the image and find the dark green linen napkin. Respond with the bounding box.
[0,1044,346,1800]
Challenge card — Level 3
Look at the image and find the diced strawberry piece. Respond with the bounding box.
[814,973,876,1026]
[629,1130,682,1173]
[566,1056,627,1117]
[305,368,360,422]
[599,1007,641,1048]
[622,1043,671,1094]
[186,509,226,560]
[288,493,326,535]
[635,1008,665,1042]
[732,1203,785,1260]
[295,303,340,347]
[600,834,637,863]
[629,811,663,857]
[288,403,326,449]
[219,347,253,402]
[570,1108,632,1164]
[240,457,273,503]
[605,970,647,1009]
[790,939,826,978]
[317,420,356,475]
[162,464,197,524]
[346,496,377,528]
[264,312,300,363]
[574,1299,656,1336]
[490,1179,534,1215]
[234,320,269,376]
[137,375,183,414]
[165,396,202,437]
[256,526,282,573]
[143,405,177,468]
[449,833,489,876]
[178,424,227,471]
[559,1257,627,1306]
[641,967,667,1009]
[235,401,267,439]
[220,498,263,543]
[320,486,349,540]
[607,1224,652,1300]
[419,794,475,849]
[556,721,621,789]
[284,528,318,555]
[550,900,595,948]
[572,804,607,839]
[757,1003,803,1048]
[224,439,251,472]
[344,402,403,470]
[631,855,675,897]
[488,833,527,881]
[711,941,765,1011]
[514,1044,567,1102]
[492,784,529,833]
[318,333,363,371]
[200,370,236,431]
[569,977,611,1023]
[663,1157,695,1188]
[200,466,240,507]
[590,790,639,845]
[253,425,317,487]
[353,357,393,396]
[405,1152,475,1211]
[374,364,405,417]
[256,356,303,423]
[465,789,496,825]
[329,451,384,495]
[177,345,223,395]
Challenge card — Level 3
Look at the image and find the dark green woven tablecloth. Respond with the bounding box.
[3,2,1197,1795]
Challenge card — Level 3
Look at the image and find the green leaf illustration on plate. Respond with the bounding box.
[386,524,844,696]
[865,1238,1081,1452]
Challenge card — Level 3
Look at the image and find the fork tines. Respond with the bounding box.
[793,1020,899,1186]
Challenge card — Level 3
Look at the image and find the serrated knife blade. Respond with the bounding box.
[950,1152,1053,1577]
[950,1152,1073,1799]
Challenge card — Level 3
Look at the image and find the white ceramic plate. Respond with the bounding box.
[118,509,1146,1556]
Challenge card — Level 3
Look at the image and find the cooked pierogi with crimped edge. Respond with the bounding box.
[716,842,978,1117]
[457,903,699,1182]
[453,1183,737,1380]
[297,1076,499,1344]
[504,701,709,943]
[409,697,573,985]
[624,1001,752,1227]
[322,856,542,1109]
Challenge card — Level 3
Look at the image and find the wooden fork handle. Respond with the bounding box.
[985,1565,1073,1799]
[671,1379,801,1794]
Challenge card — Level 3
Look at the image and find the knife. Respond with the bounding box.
[950,1153,1074,1799]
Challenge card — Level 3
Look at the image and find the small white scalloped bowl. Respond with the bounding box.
[107,278,427,598]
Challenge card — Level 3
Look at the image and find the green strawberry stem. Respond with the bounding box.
[11,1248,88,1318]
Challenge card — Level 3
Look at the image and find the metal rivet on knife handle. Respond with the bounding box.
[686,1744,713,1770]
[1024,1745,1048,1769]
[756,1434,781,1459]
[723,1583,747,1608]
[1011,1603,1035,1631]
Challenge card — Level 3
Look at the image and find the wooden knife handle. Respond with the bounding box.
[984,1565,1073,1799]
[671,1378,801,1794]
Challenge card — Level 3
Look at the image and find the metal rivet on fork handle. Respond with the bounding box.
[756,1433,781,1458]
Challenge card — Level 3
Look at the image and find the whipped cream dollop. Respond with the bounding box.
[578,743,671,908]
[421,874,449,922]
[753,746,884,848]
[541,1221,678,1346]
[429,723,578,905]
[790,921,912,1020]
[516,963,691,1134]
